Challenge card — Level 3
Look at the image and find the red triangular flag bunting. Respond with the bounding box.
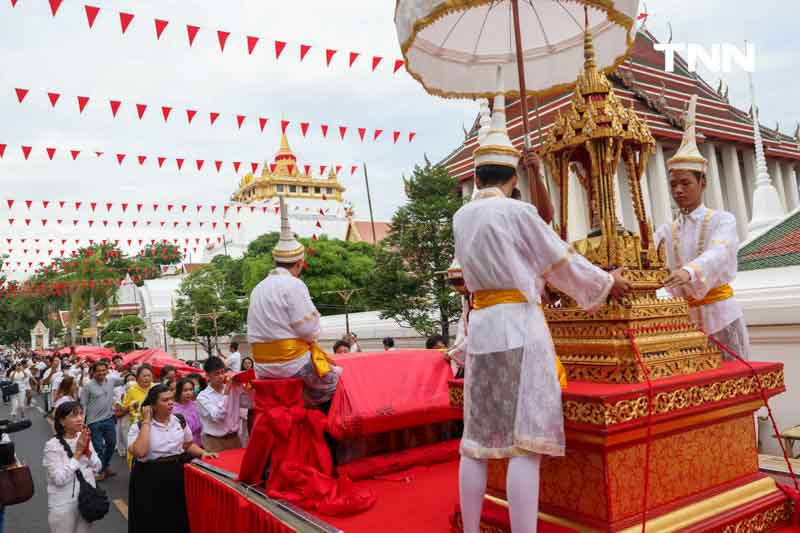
[0,145,7,159]
[119,12,134,34]
[154,19,169,39]
[209,112,219,125]
[48,0,62,17]
[196,159,204,171]
[21,146,31,160]
[274,40,286,59]
[358,127,366,141]
[319,165,327,175]
[393,131,401,143]
[186,109,197,123]
[109,99,121,117]
[137,155,146,165]
[393,59,405,74]
[259,117,268,132]
[46,147,56,160]
[161,106,172,122]
[339,126,347,140]
[84,5,100,28]
[136,103,147,119]
[300,44,311,61]
[14,88,28,103]
[269,163,276,173]
[351,165,357,176]
[372,56,383,71]
[236,115,246,129]
[374,129,383,140]
[217,30,230,52]
[321,124,329,138]
[214,160,222,172]
[300,122,309,137]
[304,164,310,175]
[47,92,60,107]
[251,162,259,174]
[233,161,241,173]
[77,95,89,113]
[335,165,342,174]
[186,25,200,46]
[157,156,166,168]
[325,49,337,66]
[409,132,416,142]
[349,51,359,67]
[246,35,259,55]
[281,120,289,134]
[116,153,126,165]
[70,149,80,160]
[176,158,184,170]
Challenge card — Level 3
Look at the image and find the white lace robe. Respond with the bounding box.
[454,188,613,459]
[655,205,750,358]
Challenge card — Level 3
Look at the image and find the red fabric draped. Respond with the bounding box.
[337,439,460,481]
[237,379,376,516]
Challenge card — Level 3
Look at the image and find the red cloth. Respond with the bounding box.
[238,379,376,516]
[337,439,460,481]
[56,346,115,362]
[778,483,800,526]
[121,348,198,377]
[327,350,461,440]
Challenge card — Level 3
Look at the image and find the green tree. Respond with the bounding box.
[369,161,463,338]
[101,315,146,352]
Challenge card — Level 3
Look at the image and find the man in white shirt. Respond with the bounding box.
[196,357,250,452]
[246,196,341,407]
[224,342,242,373]
[41,357,62,414]
[655,95,750,359]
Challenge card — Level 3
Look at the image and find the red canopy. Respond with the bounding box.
[55,345,115,362]
[121,348,198,378]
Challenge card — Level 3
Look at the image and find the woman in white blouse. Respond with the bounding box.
[128,384,216,533]
[42,401,103,533]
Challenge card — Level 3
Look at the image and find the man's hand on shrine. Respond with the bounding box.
[664,269,691,290]
[522,149,541,175]
[609,268,632,299]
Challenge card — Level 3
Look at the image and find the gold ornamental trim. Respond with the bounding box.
[397,0,637,100]
[473,144,522,158]
[563,370,784,426]
[272,246,305,259]
[448,382,464,408]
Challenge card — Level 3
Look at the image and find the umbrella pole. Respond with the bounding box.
[510,0,553,223]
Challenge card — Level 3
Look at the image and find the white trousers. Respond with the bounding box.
[48,503,91,533]
[9,393,25,420]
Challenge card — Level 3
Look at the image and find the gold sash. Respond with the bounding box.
[251,339,335,377]
[686,283,733,309]
[471,289,567,389]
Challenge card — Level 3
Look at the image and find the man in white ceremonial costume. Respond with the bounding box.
[246,196,341,407]
[655,95,750,360]
[454,71,631,533]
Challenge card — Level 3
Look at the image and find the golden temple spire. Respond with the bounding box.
[583,8,596,74]
[277,133,294,157]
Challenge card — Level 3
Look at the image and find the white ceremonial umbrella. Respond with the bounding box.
[395,0,640,219]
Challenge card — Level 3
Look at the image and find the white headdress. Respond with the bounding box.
[667,94,708,174]
[272,195,305,264]
[473,66,520,170]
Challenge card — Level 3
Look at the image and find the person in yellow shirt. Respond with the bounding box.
[118,365,153,467]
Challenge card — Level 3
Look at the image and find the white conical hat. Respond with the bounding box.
[667,95,708,174]
[473,66,520,170]
[272,195,305,264]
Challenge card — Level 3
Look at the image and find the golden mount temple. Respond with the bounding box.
[447,23,793,533]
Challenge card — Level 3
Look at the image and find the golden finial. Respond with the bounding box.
[278,133,293,156]
[583,7,596,74]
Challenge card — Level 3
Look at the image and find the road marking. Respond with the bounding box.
[114,499,129,520]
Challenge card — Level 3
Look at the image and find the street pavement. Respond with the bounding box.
[2,397,129,533]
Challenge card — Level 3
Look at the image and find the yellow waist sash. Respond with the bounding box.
[686,283,734,309]
[251,339,335,377]
[470,289,567,389]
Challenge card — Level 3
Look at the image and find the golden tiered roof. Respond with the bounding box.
[231,134,346,204]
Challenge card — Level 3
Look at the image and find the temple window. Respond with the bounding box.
[277,184,284,193]
[289,185,297,193]
[326,187,333,194]
[314,187,321,194]
[302,186,309,193]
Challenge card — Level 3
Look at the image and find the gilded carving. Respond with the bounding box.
[720,502,792,533]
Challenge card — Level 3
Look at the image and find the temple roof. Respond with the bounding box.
[739,210,800,271]
[442,30,800,182]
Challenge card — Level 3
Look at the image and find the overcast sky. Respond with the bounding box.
[0,0,797,277]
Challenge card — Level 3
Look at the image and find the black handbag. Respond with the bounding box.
[57,436,110,522]
[1,383,19,396]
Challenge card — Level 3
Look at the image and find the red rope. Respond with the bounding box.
[625,328,655,533]
[702,329,800,491]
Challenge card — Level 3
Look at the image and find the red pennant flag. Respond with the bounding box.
[214,160,222,172]
[21,146,31,160]
[102,220,108,227]
[374,129,383,140]
[300,122,309,137]
[46,147,56,160]
[339,126,347,140]
[90,202,97,211]
[325,49,337,66]
[136,103,147,119]
[409,132,416,142]
[236,115,246,128]
[319,165,327,175]
[41,219,47,226]
[233,161,241,173]
[136,203,143,212]
[316,220,322,228]
[84,5,100,28]
[348,51,359,67]
[246,35,259,55]
[157,156,166,168]
[75,201,81,210]
[117,220,123,228]
[304,164,311,175]
[161,106,172,122]
[186,25,200,46]
[76,95,90,113]
[5,200,12,208]
[281,120,289,134]
[224,205,230,215]
[287,164,295,174]
[0,144,5,158]
[176,158,184,170]
[358,127,366,141]
[116,153,126,165]
[321,124,329,138]
[109,99,121,117]
[121,203,128,212]
[372,56,383,71]
[186,109,197,124]
[48,0,62,17]
[167,204,173,212]
[70,149,80,160]
[14,88,28,103]
[211,205,217,213]
[196,205,202,213]
[47,91,60,107]
[119,12,134,34]
[106,202,113,211]
[393,59,405,74]
[24,200,31,209]
[269,163,276,173]
[335,165,342,174]
[300,44,311,61]
[212,222,218,229]
[25,219,31,227]
[312,234,318,241]
[258,117,268,132]
[196,159,204,171]
[251,162,259,174]
[217,30,230,52]
[137,155,146,165]
[181,204,187,213]
[351,165,357,176]
[209,112,219,125]
[95,151,103,157]
[6,219,12,227]
[154,18,169,39]
[274,40,286,59]
[393,131,401,143]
